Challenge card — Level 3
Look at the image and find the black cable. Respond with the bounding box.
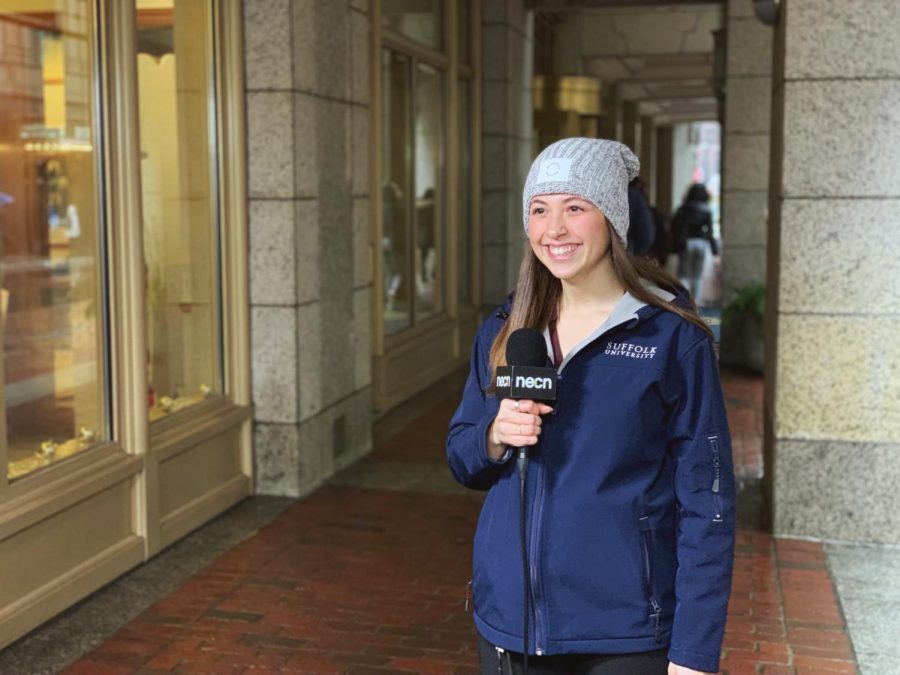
[517,450,530,675]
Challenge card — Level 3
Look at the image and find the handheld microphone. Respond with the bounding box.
[495,328,558,405]
[494,328,557,670]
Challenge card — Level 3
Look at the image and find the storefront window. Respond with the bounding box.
[458,0,470,64]
[381,50,446,333]
[381,49,412,333]
[0,3,109,480]
[458,78,473,306]
[136,0,223,421]
[382,0,444,51]
[413,64,444,321]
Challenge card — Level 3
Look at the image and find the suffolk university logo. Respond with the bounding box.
[605,342,658,360]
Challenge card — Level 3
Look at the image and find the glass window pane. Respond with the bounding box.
[382,0,443,51]
[136,0,223,421]
[1,4,109,480]
[458,0,470,64]
[413,63,444,321]
[458,78,473,306]
[382,49,412,333]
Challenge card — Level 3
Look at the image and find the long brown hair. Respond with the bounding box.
[488,222,713,374]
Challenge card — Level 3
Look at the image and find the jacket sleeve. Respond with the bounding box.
[446,332,509,490]
[666,336,736,674]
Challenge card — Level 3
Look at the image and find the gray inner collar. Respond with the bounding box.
[543,283,674,373]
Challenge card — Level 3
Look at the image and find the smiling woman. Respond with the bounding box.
[447,137,731,675]
[526,194,612,285]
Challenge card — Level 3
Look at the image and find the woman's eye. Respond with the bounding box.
[568,205,583,212]
[531,207,544,215]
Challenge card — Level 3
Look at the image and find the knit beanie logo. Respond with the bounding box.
[536,157,573,184]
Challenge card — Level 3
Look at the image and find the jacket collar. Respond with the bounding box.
[543,282,675,373]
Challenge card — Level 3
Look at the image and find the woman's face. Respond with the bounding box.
[526,193,612,283]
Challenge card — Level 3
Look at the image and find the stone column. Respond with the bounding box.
[720,0,772,301]
[671,123,694,206]
[599,83,622,141]
[481,0,534,308]
[766,0,900,545]
[639,115,656,203]
[621,100,640,155]
[244,0,372,496]
[655,125,674,219]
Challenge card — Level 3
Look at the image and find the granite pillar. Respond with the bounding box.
[639,115,656,203]
[721,0,772,301]
[621,100,640,156]
[245,0,373,496]
[481,0,534,308]
[766,0,900,545]
[655,125,674,221]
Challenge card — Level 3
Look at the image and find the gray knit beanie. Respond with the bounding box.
[522,137,640,243]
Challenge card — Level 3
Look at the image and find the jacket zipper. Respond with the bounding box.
[709,436,724,523]
[494,646,504,674]
[529,457,546,655]
[639,516,663,643]
[465,580,472,612]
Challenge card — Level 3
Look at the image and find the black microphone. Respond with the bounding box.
[495,327,557,671]
[494,328,558,404]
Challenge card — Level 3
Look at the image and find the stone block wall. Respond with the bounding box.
[481,0,535,307]
[244,0,372,496]
[766,0,900,543]
[721,0,772,300]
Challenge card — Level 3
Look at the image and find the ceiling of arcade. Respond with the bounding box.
[533,1,725,126]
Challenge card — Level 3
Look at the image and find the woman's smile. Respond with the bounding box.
[545,243,581,260]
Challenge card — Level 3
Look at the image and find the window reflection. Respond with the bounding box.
[136,0,222,420]
[382,0,443,50]
[382,49,412,333]
[458,79,473,306]
[0,4,108,480]
[413,64,443,320]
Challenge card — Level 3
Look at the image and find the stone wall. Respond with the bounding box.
[766,0,900,543]
[481,1,535,307]
[721,0,772,301]
[244,0,372,496]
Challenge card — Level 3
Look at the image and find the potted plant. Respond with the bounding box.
[720,282,765,373]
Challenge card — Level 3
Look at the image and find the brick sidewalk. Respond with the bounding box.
[65,371,858,674]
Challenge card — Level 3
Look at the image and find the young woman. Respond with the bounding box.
[447,138,735,675]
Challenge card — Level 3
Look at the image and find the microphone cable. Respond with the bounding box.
[517,448,531,674]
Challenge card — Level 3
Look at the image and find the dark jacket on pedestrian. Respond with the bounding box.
[446,286,735,674]
[671,200,717,255]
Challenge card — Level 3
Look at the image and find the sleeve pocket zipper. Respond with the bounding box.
[639,516,662,643]
[709,435,724,523]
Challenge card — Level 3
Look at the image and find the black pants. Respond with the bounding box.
[477,633,669,675]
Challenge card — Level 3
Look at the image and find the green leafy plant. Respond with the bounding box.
[723,282,765,324]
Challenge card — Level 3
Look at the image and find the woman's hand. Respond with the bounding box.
[668,662,715,675]
[486,399,554,461]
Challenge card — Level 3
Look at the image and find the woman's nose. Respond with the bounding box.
[548,212,566,237]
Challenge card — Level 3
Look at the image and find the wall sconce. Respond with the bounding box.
[753,0,780,26]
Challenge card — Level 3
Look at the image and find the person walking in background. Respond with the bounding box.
[671,183,717,303]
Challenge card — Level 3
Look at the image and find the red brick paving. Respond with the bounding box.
[721,368,765,479]
[66,371,857,674]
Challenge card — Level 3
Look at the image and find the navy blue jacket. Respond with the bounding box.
[446,289,735,673]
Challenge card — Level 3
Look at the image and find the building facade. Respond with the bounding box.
[0,0,898,650]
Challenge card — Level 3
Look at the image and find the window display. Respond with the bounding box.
[1,4,109,480]
[136,0,223,421]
